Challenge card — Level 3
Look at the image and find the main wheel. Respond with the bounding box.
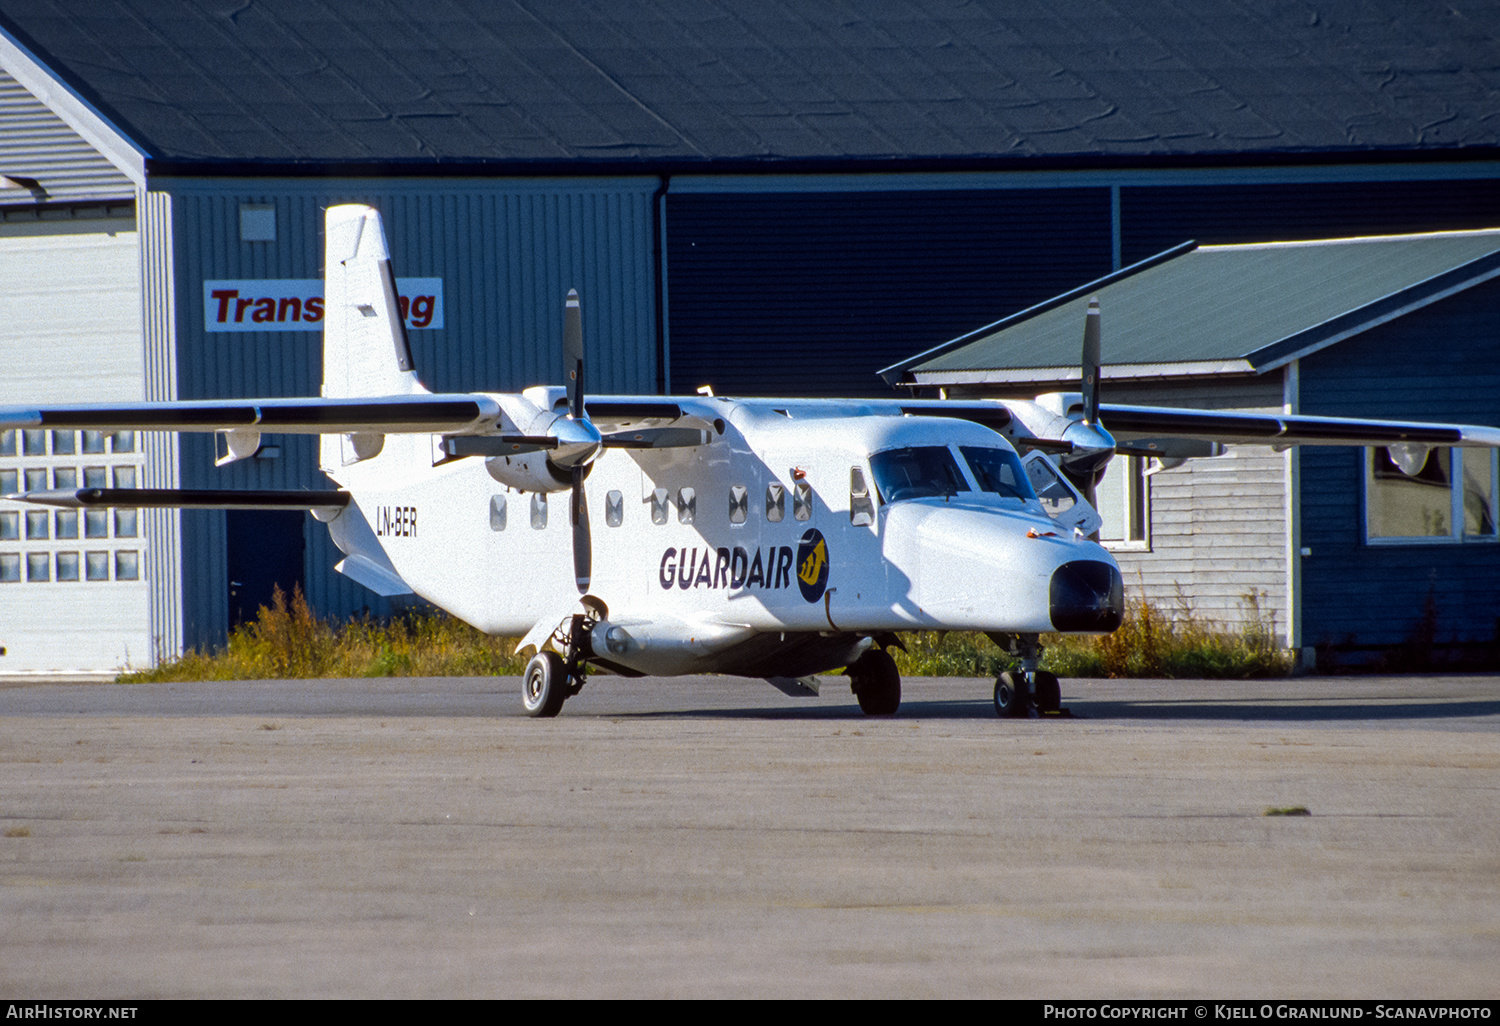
[849,648,901,716]
[522,651,569,718]
[994,671,1030,718]
[1033,670,1061,713]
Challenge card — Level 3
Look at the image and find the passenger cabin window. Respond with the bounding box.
[766,483,785,522]
[959,446,1035,501]
[651,488,670,525]
[793,481,813,521]
[530,492,547,529]
[489,494,507,531]
[606,490,624,527]
[677,487,696,525]
[849,468,875,526]
[869,446,968,503]
[728,485,748,525]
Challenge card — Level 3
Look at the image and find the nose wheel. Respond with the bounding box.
[993,670,1061,717]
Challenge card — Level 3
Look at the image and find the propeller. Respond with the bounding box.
[1059,296,1115,514]
[1081,297,1101,427]
[560,289,595,592]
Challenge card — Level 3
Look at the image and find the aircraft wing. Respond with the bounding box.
[1099,404,1500,449]
[0,394,501,435]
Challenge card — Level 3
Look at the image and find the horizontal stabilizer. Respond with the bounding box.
[8,488,350,510]
[334,553,413,597]
[0,395,499,435]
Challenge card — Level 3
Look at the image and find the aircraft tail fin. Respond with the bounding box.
[321,204,427,400]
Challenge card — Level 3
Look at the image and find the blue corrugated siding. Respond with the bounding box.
[166,181,658,646]
[1298,278,1500,651]
[665,189,1114,397]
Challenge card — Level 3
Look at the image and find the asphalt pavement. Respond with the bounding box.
[2,673,1497,998]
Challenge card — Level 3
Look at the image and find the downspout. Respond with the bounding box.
[652,174,670,395]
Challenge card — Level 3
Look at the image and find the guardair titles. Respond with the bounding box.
[660,529,829,602]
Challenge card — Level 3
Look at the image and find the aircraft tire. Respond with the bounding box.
[994,671,1030,717]
[1033,671,1062,713]
[850,649,901,716]
[522,651,568,718]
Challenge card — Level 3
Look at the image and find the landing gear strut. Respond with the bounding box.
[987,633,1063,718]
[521,610,597,717]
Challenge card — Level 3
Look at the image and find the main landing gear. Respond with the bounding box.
[847,647,901,716]
[522,607,599,718]
[989,633,1063,718]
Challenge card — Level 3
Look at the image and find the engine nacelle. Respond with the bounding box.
[484,451,572,493]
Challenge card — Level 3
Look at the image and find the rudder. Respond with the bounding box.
[321,204,426,400]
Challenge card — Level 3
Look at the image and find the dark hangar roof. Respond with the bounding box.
[883,228,1500,387]
[2,0,1499,176]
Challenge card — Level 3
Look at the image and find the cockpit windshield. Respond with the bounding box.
[959,446,1036,501]
[869,446,969,502]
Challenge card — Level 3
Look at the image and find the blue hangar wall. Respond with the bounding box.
[161,180,661,651]
[1297,277,1500,658]
[163,170,1500,649]
[663,174,1500,399]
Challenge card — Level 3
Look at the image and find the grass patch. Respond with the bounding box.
[123,586,1293,683]
[120,587,530,683]
[894,592,1294,679]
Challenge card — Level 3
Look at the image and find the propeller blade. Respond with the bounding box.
[571,464,591,592]
[564,289,584,419]
[1081,296,1101,426]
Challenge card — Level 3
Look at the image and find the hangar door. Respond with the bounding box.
[0,217,150,672]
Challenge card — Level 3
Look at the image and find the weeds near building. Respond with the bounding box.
[123,585,1292,683]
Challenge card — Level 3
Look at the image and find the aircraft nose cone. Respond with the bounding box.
[1049,559,1124,632]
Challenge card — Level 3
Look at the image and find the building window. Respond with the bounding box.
[55,510,78,539]
[25,511,49,540]
[115,550,140,581]
[27,552,49,582]
[1367,446,1498,542]
[85,551,109,581]
[0,553,18,582]
[56,551,79,582]
[1097,455,1150,549]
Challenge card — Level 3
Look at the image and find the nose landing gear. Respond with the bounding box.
[989,633,1064,718]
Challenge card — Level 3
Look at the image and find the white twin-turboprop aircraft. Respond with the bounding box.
[7,205,1500,717]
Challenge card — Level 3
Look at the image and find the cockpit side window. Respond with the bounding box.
[959,446,1036,501]
[869,446,970,503]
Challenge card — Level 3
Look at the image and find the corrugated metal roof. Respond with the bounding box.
[0,0,1498,174]
[0,67,132,206]
[892,228,1500,383]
